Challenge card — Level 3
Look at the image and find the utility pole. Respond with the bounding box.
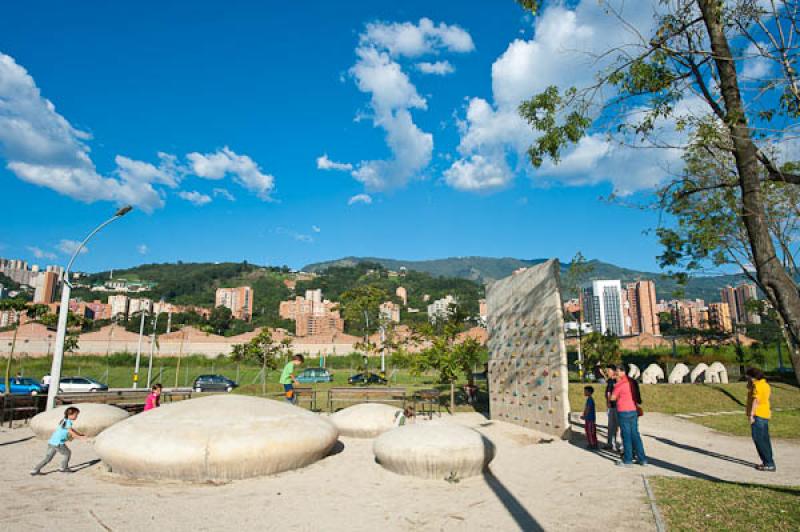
[133,310,146,388]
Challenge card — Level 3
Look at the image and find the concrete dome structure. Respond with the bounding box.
[31,403,129,439]
[642,364,665,385]
[690,363,709,383]
[708,362,729,384]
[373,423,494,480]
[668,363,690,384]
[95,395,338,482]
[330,403,401,438]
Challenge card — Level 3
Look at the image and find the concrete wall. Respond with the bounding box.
[486,259,571,439]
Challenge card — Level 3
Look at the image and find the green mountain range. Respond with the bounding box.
[303,256,750,302]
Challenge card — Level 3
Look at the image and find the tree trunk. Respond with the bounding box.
[698,0,800,383]
[450,382,455,415]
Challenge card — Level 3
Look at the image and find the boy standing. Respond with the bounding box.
[279,354,305,404]
[604,365,620,452]
[581,386,598,449]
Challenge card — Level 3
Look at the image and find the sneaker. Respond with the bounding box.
[59,468,73,474]
[615,461,633,468]
[762,465,776,472]
[603,445,614,450]
[29,470,41,476]
[638,461,649,467]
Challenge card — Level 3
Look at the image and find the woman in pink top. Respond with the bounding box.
[611,366,647,467]
[144,383,162,411]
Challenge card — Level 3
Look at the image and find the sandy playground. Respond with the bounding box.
[2,410,799,531]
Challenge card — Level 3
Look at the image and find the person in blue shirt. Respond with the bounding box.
[580,386,598,450]
[30,407,86,475]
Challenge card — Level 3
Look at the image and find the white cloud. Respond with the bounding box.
[27,246,57,261]
[187,147,275,200]
[740,42,772,80]
[348,193,373,205]
[0,53,166,212]
[137,244,148,255]
[311,225,321,233]
[316,154,353,171]
[275,227,313,243]
[362,18,474,58]
[212,187,236,201]
[446,1,686,195]
[416,61,455,75]
[56,239,89,256]
[178,190,212,206]
[114,153,182,188]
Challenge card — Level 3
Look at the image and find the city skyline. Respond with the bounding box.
[1,0,688,274]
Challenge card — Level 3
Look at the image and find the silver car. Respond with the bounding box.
[58,376,109,393]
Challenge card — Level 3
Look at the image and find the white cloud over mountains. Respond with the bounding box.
[187,147,275,201]
[321,18,474,192]
[0,52,276,211]
[446,0,686,195]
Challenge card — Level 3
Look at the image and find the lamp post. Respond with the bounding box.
[133,309,147,388]
[45,205,132,410]
[146,311,161,387]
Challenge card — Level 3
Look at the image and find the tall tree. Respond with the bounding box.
[515,0,800,382]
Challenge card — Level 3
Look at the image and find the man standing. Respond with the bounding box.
[603,365,620,452]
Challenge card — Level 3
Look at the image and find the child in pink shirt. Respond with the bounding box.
[144,383,162,411]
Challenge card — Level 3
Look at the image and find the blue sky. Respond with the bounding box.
[0,0,674,273]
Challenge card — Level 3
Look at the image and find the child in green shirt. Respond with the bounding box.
[280,354,304,404]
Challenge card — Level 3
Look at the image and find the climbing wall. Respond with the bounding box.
[486,259,571,439]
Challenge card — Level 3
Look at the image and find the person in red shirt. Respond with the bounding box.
[144,383,162,411]
[611,366,647,467]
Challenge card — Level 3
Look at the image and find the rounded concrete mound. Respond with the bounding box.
[373,423,495,480]
[330,403,401,438]
[94,395,339,482]
[31,403,129,439]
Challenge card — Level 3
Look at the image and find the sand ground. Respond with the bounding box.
[1,410,797,532]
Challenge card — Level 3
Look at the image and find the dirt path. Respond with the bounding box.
[1,411,795,531]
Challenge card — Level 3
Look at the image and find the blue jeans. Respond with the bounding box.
[618,410,647,465]
[751,416,774,467]
[283,383,295,404]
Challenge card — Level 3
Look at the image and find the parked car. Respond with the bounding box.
[58,376,109,393]
[193,374,238,393]
[347,372,387,385]
[296,368,333,384]
[0,377,45,395]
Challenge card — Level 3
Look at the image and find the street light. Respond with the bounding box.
[45,205,133,410]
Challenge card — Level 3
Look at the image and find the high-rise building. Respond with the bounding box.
[670,299,708,329]
[735,283,761,325]
[708,302,733,332]
[33,271,59,304]
[721,283,761,325]
[396,286,408,306]
[129,298,153,316]
[108,294,130,318]
[581,280,627,336]
[278,289,343,336]
[379,301,401,323]
[427,295,457,323]
[215,287,254,322]
[625,280,660,336]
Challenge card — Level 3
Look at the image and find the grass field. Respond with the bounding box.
[650,477,800,531]
[689,410,800,440]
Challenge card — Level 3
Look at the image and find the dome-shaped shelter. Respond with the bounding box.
[330,403,401,438]
[31,403,129,439]
[95,395,338,482]
[373,423,494,480]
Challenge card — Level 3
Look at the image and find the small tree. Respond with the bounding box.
[1,299,28,395]
[581,331,622,370]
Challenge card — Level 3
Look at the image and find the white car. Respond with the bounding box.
[58,376,109,393]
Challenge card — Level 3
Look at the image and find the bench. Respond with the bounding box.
[0,394,46,428]
[326,387,407,412]
[412,388,443,419]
